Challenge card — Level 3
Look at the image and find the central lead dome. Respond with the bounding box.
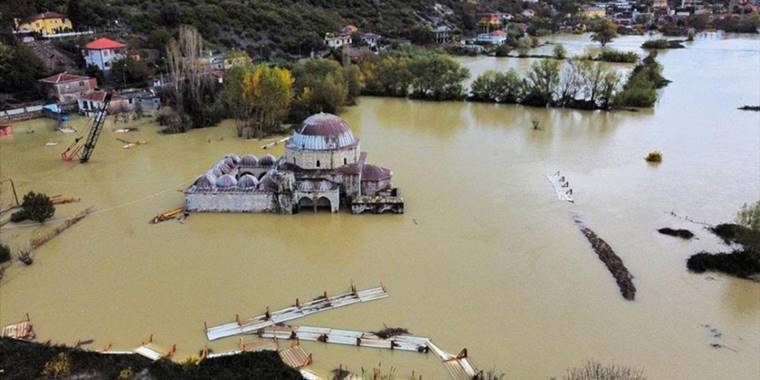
[288,113,358,151]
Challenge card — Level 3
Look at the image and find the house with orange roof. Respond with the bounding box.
[83,38,127,72]
[38,72,97,103]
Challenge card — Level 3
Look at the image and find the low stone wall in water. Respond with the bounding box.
[185,191,285,213]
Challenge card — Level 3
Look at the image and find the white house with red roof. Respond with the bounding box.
[77,91,125,116]
[83,38,127,72]
[38,72,97,103]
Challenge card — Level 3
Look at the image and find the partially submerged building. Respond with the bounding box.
[185,113,404,214]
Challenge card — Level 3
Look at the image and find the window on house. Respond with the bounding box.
[316,160,321,168]
[344,158,347,165]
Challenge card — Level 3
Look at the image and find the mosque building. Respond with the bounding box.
[185,113,404,214]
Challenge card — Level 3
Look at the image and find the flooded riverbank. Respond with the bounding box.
[1,33,759,379]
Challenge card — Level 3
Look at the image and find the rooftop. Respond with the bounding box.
[39,72,92,84]
[287,113,358,151]
[85,38,127,50]
[23,11,67,23]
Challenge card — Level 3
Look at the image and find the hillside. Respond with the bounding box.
[1,0,522,57]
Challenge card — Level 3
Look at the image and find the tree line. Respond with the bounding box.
[470,52,668,110]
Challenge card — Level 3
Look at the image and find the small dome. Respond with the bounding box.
[194,174,215,189]
[210,167,222,177]
[223,157,236,168]
[219,163,236,175]
[216,174,238,188]
[362,164,392,182]
[240,154,258,166]
[238,174,259,189]
[287,113,358,151]
[225,154,241,164]
[259,154,276,166]
[258,174,277,192]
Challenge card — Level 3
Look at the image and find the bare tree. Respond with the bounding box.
[165,25,205,132]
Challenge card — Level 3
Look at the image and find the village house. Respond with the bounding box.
[522,9,536,18]
[478,12,505,33]
[361,33,381,48]
[37,72,97,104]
[118,89,161,116]
[433,26,453,44]
[83,38,127,72]
[77,91,125,116]
[476,30,508,45]
[14,12,73,36]
[324,33,352,48]
[582,5,607,18]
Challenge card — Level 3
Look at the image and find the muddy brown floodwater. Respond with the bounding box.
[1,33,759,379]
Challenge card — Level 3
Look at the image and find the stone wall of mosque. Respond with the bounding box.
[283,145,360,170]
[185,191,286,213]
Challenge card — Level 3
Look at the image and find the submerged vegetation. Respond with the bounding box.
[10,191,55,224]
[687,201,760,281]
[641,39,685,50]
[563,360,646,380]
[645,151,662,163]
[614,52,669,108]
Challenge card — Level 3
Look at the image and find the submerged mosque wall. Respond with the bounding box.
[184,113,404,214]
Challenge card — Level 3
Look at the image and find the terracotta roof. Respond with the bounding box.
[85,38,126,50]
[361,164,392,182]
[39,72,92,84]
[79,91,120,102]
[24,12,67,22]
[490,30,507,36]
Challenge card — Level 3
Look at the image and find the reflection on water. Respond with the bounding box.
[1,33,759,379]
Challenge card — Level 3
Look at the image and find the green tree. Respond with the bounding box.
[21,192,55,223]
[522,59,561,106]
[516,36,532,57]
[408,25,435,46]
[0,43,46,101]
[591,20,619,47]
[291,59,349,121]
[111,57,149,88]
[408,54,469,100]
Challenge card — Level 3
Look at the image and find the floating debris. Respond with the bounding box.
[260,137,290,150]
[132,335,175,361]
[114,127,139,133]
[645,151,662,163]
[56,127,76,134]
[45,142,59,146]
[30,207,94,250]
[278,343,312,369]
[573,217,636,301]
[546,171,574,203]
[657,227,694,239]
[204,285,389,341]
[259,325,429,353]
[428,343,481,380]
[150,207,184,224]
[50,194,81,205]
[0,314,35,341]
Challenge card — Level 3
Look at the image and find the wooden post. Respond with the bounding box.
[101,342,112,352]
[235,314,241,325]
[239,337,244,350]
[265,306,271,320]
[295,298,300,308]
[148,334,153,343]
[203,321,208,332]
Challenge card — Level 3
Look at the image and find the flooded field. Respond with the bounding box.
[1,33,759,379]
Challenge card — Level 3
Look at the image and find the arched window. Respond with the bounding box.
[344,158,347,165]
[316,160,321,168]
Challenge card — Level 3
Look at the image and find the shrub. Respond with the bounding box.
[20,192,55,223]
[687,250,760,279]
[564,360,646,380]
[41,352,72,378]
[0,243,10,263]
[597,49,638,63]
[10,210,28,223]
[641,39,684,49]
[645,151,662,163]
[553,43,567,59]
[736,201,760,231]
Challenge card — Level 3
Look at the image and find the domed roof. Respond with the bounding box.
[287,113,358,151]
[216,174,238,188]
[194,174,215,189]
[238,174,259,189]
[259,154,276,166]
[362,164,392,181]
[210,167,222,177]
[258,174,277,192]
[225,154,241,164]
[240,154,258,166]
